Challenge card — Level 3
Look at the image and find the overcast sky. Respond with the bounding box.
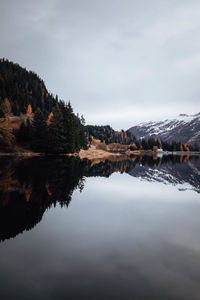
[0,0,200,129]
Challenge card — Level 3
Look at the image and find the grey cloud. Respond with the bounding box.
[0,0,200,129]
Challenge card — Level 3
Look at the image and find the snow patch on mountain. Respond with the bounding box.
[129,113,200,146]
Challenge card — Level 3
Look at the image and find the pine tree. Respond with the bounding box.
[59,101,75,152]
[31,108,47,152]
[47,104,69,153]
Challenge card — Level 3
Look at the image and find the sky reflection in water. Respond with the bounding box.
[0,156,200,300]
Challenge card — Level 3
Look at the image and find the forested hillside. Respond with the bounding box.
[0,59,87,153]
[0,58,56,116]
[86,125,136,145]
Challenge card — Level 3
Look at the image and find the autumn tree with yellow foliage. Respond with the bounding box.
[0,117,14,146]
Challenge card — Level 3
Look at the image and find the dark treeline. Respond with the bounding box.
[16,103,87,153]
[0,59,87,153]
[129,137,198,152]
[86,125,136,145]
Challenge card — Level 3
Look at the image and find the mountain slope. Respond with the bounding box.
[129,113,200,147]
[0,59,87,153]
[0,58,56,116]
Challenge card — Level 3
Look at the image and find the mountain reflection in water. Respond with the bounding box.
[0,155,199,242]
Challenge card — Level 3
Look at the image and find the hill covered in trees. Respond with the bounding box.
[86,125,136,145]
[0,58,55,116]
[0,59,87,153]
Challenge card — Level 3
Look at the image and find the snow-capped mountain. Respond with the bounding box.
[129,113,200,147]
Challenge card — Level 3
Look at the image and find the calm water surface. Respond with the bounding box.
[0,156,200,300]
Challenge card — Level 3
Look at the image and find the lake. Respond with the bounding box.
[0,155,200,300]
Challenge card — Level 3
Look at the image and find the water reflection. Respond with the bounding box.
[0,155,199,242]
[0,155,200,300]
[0,157,86,241]
[86,155,200,193]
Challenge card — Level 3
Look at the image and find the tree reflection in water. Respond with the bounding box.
[0,155,199,242]
[0,157,87,242]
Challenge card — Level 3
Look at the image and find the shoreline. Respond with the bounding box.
[0,148,200,159]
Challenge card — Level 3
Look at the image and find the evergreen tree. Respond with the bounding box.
[59,101,75,152]
[31,108,47,152]
[47,104,69,153]
[17,118,32,145]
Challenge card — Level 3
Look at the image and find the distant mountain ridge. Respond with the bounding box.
[129,113,200,147]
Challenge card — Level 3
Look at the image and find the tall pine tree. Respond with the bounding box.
[47,104,69,153]
[31,108,47,152]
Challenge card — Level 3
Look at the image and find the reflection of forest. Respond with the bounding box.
[86,155,200,193]
[85,155,199,177]
[0,158,87,242]
[0,155,199,242]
